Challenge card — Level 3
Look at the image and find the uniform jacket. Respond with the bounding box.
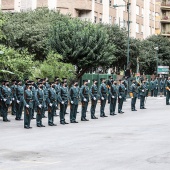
[109,84,118,98]
[90,84,98,100]
[99,83,107,100]
[69,86,79,105]
[80,85,89,102]
[1,86,12,105]
[16,85,25,103]
[129,83,138,98]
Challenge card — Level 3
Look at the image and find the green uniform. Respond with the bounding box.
[47,87,57,125]
[69,86,79,122]
[109,84,117,115]
[24,89,34,128]
[139,84,146,109]
[10,84,17,115]
[80,85,89,120]
[99,83,107,117]
[54,83,60,115]
[129,83,138,111]
[31,86,37,119]
[90,84,98,118]
[145,80,150,97]
[150,80,155,97]
[1,85,12,121]
[154,79,158,97]
[166,80,170,105]
[15,85,24,120]
[107,79,112,104]
[59,86,69,124]
[42,85,48,117]
[118,84,125,113]
[36,88,46,126]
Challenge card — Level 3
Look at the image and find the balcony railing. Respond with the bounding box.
[161,2,170,7]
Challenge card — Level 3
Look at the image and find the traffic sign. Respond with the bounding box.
[157,66,169,74]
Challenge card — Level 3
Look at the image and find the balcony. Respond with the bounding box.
[160,16,170,23]
[161,1,170,10]
[161,31,170,36]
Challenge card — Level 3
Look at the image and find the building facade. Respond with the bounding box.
[0,0,162,39]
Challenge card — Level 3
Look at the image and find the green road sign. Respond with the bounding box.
[157,66,169,74]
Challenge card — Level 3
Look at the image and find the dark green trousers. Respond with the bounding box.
[48,105,55,124]
[90,100,97,118]
[154,88,158,97]
[70,104,78,121]
[36,107,44,126]
[140,96,145,108]
[60,103,65,122]
[166,90,170,105]
[131,97,137,110]
[118,97,124,112]
[24,107,32,128]
[11,100,16,115]
[16,101,24,119]
[110,98,117,114]
[81,101,88,119]
[100,99,106,116]
[1,102,9,121]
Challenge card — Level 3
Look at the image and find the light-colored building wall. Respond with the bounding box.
[0,0,161,39]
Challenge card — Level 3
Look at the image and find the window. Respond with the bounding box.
[99,17,102,23]
[136,6,139,15]
[94,16,97,23]
[109,0,112,7]
[141,25,144,33]
[136,23,139,33]
[100,0,102,4]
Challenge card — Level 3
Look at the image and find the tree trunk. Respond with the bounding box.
[77,67,89,80]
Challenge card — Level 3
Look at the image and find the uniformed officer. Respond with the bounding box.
[123,77,128,101]
[165,77,170,105]
[10,80,17,115]
[139,80,146,109]
[80,80,89,121]
[109,80,118,115]
[145,78,150,97]
[160,78,165,97]
[154,77,159,97]
[164,78,167,97]
[47,82,57,126]
[1,80,12,122]
[59,81,69,125]
[62,78,69,114]
[107,76,113,104]
[30,81,37,119]
[129,79,138,111]
[15,80,24,120]
[150,78,155,97]
[69,81,79,123]
[0,80,4,117]
[54,77,60,116]
[99,78,108,117]
[90,79,98,119]
[117,80,125,113]
[24,82,34,129]
[36,82,46,127]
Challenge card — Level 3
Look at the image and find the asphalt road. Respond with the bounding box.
[0,96,170,170]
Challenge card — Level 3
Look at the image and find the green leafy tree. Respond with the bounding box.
[139,35,170,75]
[49,19,116,79]
[30,52,76,82]
[0,45,34,80]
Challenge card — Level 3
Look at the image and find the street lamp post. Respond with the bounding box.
[113,0,131,68]
[154,47,159,75]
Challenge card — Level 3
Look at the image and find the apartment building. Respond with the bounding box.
[159,0,170,37]
[0,0,161,39]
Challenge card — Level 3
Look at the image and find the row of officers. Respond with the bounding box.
[0,76,170,129]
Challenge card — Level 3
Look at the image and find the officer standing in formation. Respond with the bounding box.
[1,75,170,129]
[80,80,89,121]
[99,78,108,117]
[109,80,117,115]
[90,79,98,119]
[129,79,138,111]
[165,77,170,105]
